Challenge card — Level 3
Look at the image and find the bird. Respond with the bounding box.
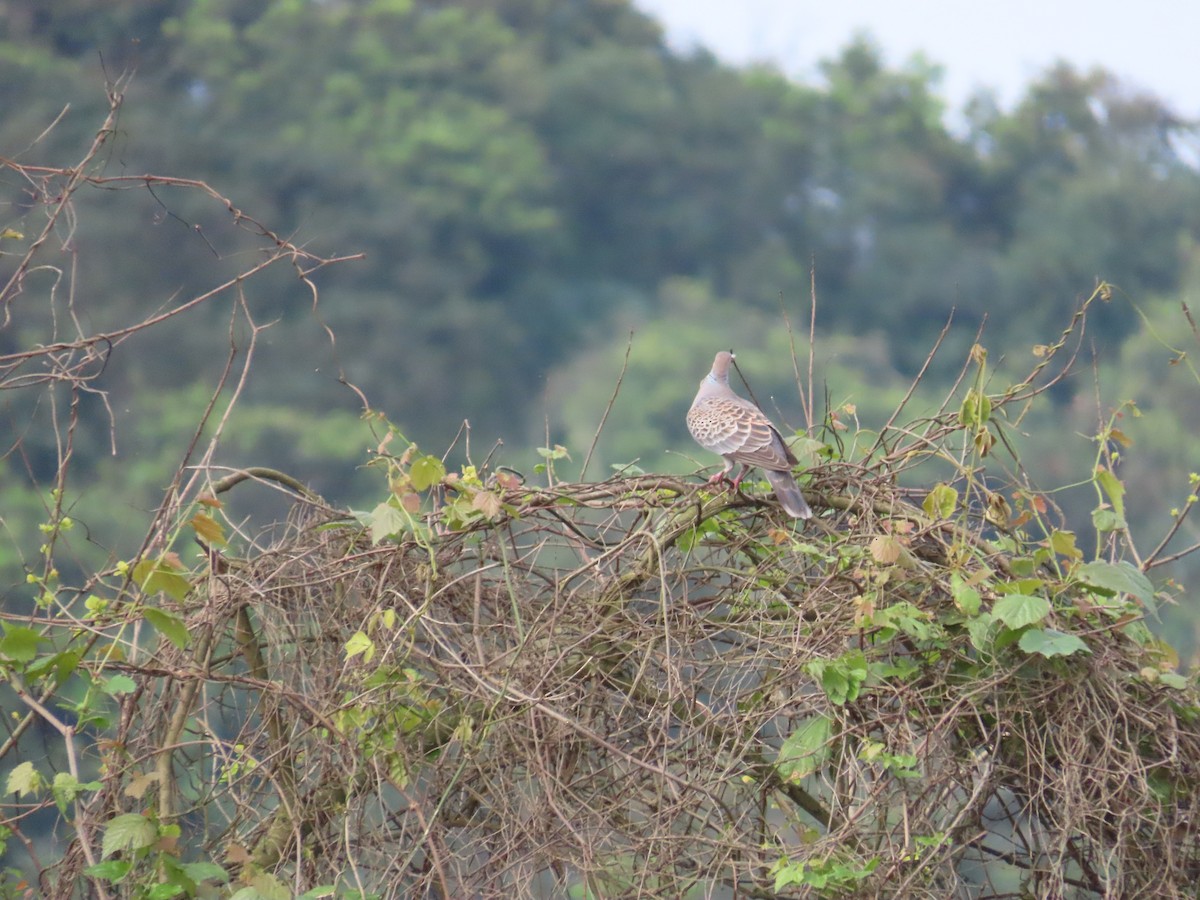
[687,350,812,519]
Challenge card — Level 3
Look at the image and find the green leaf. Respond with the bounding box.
[0,625,42,663]
[1075,560,1155,605]
[7,760,44,797]
[1018,628,1090,658]
[345,631,375,662]
[101,812,157,858]
[102,674,137,696]
[958,389,991,427]
[410,455,446,491]
[776,714,832,781]
[181,861,230,883]
[950,574,981,617]
[1091,507,1126,533]
[52,773,101,814]
[24,648,81,683]
[146,883,186,900]
[966,615,995,652]
[1095,468,1125,518]
[133,559,192,602]
[922,483,958,519]
[245,871,291,900]
[368,502,408,544]
[84,860,132,883]
[1158,673,1189,690]
[992,593,1050,629]
[807,651,867,705]
[144,607,190,650]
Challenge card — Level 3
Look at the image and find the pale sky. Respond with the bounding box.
[635,0,1200,121]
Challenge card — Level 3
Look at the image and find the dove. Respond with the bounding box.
[687,350,812,519]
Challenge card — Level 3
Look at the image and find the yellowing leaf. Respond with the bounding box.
[6,761,44,797]
[190,512,227,547]
[1048,530,1082,560]
[132,558,192,602]
[345,630,374,661]
[410,455,446,491]
[922,483,958,519]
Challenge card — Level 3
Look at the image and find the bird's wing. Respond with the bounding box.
[689,396,797,471]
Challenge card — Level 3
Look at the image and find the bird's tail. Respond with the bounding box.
[765,469,813,519]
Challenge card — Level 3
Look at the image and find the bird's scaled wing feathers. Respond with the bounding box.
[691,396,797,471]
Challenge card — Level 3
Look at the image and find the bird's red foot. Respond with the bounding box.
[707,472,728,485]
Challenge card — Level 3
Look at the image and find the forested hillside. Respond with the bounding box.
[4,2,1200,896]
[3,2,1199,618]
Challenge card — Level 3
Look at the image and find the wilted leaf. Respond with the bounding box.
[869,535,902,565]
[471,490,503,519]
[973,428,995,457]
[225,843,253,865]
[125,771,160,800]
[985,492,1011,526]
[495,471,522,490]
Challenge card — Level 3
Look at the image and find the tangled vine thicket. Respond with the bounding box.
[4,84,1200,900]
[71,444,1192,900]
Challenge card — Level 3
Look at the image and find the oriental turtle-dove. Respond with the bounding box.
[687,350,812,519]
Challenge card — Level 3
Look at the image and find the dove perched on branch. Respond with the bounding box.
[687,350,812,519]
